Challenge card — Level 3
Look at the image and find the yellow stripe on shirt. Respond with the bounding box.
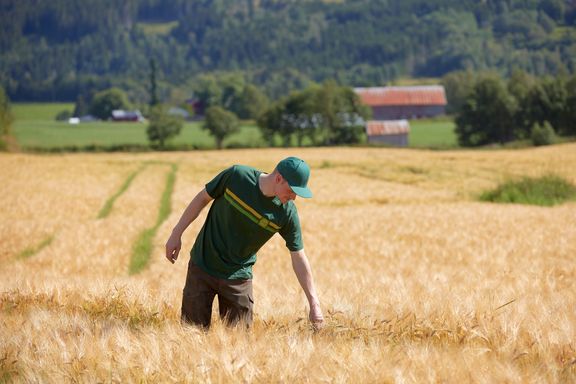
[225,188,280,231]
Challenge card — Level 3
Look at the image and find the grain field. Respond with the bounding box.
[1,145,575,383]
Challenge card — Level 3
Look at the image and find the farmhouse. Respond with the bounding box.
[354,85,447,147]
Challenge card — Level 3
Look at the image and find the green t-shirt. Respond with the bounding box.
[191,165,303,280]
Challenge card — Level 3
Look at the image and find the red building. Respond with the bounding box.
[354,86,447,120]
[366,120,410,146]
[354,85,447,147]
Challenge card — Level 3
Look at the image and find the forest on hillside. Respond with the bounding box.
[1,0,575,102]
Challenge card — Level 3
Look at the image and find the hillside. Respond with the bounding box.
[1,0,575,101]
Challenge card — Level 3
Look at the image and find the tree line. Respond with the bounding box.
[90,69,576,149]
[1,67,574,151]
[62,73,370,149]
[444,70,576,146]
[1,0,575,102]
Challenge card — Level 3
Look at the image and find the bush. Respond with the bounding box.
[480,175,576,206]
[55,110,72,121]
[90,88,131,120]
[530,121,556,146]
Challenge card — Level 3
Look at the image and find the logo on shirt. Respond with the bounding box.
[224,188,281,233]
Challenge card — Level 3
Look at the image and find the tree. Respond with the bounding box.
[564,76,576,135]
[0,86,14,151]
[441,70,477,115]
[149,58,159,107]
[192,73,246,115]
[455,76,517,146]
[315,81,371,145]
[73,94,89,117]
[146,105,183,148]
[519,76,568,136]
[257,82,370,146]
[257,100,292,147]
[507,69,536,138]
[90,87,131,120]
[234,84,269,120]
[203,106,239,149]
[282,88,319,146]
[538,0,565,23]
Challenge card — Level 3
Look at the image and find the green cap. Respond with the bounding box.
[277,157,312,198]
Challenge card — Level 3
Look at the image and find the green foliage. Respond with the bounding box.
[192,73,269,119]
[530,121,557,146]
[318,82,371,145]
[258,82,370,146]
[455,76,517,146]
[149,58,159,107]
[257,102,286,146]
[453,71,575,146]
[441,70,477,115]
[0,86,14,150]
[73,95,89,117]
[203,106,240,149]
[519,76,568,135]
[565,76,576,135]
[234,84,269,120]
[538,0,566,23]
[90,88,132,120]
[146,105,183,148]
[55,110,72,121]
[480,175,576,206]
[2,0,576,102]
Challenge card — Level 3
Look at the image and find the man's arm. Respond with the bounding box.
[290,249,324,329]
[165,188,213,264]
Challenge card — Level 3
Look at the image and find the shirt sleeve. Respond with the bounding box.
[205,165,236,199]
[279,206,304,252]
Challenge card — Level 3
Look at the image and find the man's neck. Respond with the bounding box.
[259,173,275,197]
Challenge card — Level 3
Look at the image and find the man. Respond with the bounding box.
[165,156,324,330]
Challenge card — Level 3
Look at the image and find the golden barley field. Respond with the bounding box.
[1,144,576,383]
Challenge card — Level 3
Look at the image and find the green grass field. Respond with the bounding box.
[12,103,75,121]
[11,103,457,150]
[410,117,457,148]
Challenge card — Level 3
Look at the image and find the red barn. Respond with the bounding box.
[354,86,447,120]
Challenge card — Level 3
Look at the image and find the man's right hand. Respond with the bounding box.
[309,302,324,331]
[165,234,182,264]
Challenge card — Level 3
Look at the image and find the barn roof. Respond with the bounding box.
[354,86,447,106]
[366,120,410,136]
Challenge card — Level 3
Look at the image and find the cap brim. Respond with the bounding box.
[290,185,313,198]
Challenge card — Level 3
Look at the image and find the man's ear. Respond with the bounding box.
[275,172,283,184]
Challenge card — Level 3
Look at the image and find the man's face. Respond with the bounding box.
[275,175,297,204]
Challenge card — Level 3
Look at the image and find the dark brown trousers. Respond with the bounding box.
[181,263,253,329]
